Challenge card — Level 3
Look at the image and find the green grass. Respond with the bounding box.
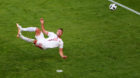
[115,0,140,11]
[0,0,140,78]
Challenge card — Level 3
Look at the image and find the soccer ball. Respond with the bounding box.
[109,4,117,10]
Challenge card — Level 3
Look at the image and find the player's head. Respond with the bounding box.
[57,28,63,37]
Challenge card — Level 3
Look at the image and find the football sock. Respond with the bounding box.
[19,33,35,43]
[21,27,37,32]
[17,24,37,32]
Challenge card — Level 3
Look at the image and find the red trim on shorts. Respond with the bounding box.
[34,40,43,49]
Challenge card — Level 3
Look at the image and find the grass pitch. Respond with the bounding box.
[0,0,140,78]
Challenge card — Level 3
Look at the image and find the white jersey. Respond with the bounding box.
[35,32,63,49]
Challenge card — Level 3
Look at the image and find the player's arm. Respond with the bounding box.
[59,48,67,59]
[40,18,49,35]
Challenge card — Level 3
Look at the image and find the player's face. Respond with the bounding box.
[57,29,63,37]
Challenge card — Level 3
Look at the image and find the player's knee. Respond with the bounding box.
[35,28,40,31]
[35,28,41,36]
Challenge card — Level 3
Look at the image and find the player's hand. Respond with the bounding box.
[62,56,67,59]
[40,18,44,24]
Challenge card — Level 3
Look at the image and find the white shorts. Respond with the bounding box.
[35,32,45,40]
[35,32,46,49]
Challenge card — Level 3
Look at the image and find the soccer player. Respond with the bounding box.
[16,18,67,59]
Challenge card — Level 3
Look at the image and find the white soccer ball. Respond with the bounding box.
[109,4,117,10]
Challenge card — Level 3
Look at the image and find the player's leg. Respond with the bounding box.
[16,23,37,32]
[35,28,45,40]
[19,33,35,43]
[17,29,35,43]
[16,23,44,45]
[34,28,45,49]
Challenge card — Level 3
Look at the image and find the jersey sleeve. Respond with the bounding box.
[59,40,64,48]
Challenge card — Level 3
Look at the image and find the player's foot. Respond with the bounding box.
[16,23,21,38]
[16,23,22,29]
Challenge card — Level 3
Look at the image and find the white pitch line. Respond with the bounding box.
[108,0,140,15]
